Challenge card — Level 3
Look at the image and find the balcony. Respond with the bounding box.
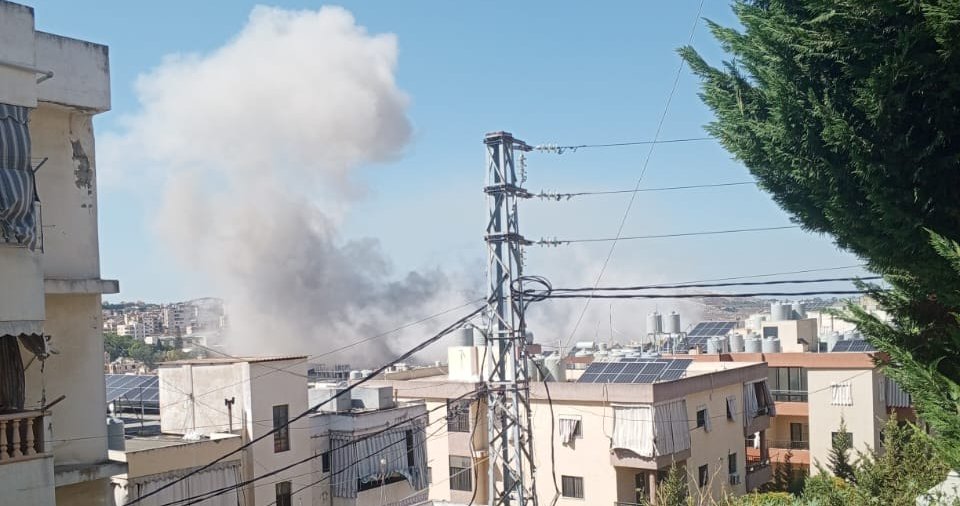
[770,389,808,403]
[0,410,47,463]
[745,455,772,491]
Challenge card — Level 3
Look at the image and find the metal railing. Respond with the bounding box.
[771,389,808,402]
[746,455,770,473]
[0,411,46,463]
[769,439,810,450]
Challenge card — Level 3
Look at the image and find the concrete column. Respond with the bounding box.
[649,471,657,504]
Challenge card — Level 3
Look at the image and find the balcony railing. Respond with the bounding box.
[746,455,770,473]
[769,439,809,450]
[0,411,47,463]
[771,389,808,403]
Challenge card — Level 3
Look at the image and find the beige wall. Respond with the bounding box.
[28,294,108,465]
[117,436,242,478]
[684,382,747,499]
[807,368,886,469]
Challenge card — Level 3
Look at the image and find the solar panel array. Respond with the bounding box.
[831,340,876,353]
[577,359,692,384]
[105,374,160,405]
[687,321,738,337]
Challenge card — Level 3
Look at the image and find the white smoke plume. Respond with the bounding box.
[106,6,472,364]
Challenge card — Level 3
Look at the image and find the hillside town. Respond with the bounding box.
[3,1,960,506]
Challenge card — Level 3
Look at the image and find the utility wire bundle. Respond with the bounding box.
[513,275,879,302]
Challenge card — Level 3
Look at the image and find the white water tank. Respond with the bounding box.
[543,356,566,382]
[360,369,373,378]
[525,330,535,345]
[647,312,663,334]
[664,311,681,334]
[706,338,719,354]
[456,326,474,347]
[745,338,762,353]
[791,302,807,319]
[472,327,486,346]
[729,333,745,353]
[771,302,791,321]
[826,332,839,352]
[527,357,543,382]
[107,417,125,451]
[349,370,363,380]
[761,338,782,353]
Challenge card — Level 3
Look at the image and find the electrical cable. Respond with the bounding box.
[533,136,713,154]
[530,290,867,300]
[537,225,800,246]
[560,0,706,352]
[128,304,485,506]
[546,276,881,293]
[535,181,755,200]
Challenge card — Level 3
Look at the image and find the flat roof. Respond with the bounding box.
[123,433,240,452]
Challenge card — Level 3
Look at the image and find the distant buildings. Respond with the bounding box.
[1,1,120,504]
[105,298,227,342]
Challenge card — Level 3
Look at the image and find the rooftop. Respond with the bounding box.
[119,432,240,452]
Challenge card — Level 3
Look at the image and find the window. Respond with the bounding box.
[698,464,709,488]
[725,396,736,421]
[275,481,292,506]
[322,451,330,473]
[449,456,473,492]
[790,423,808,449]
[561,476,585,499]
[559,416,582,444]
[696,409,707,428]
[273,405,290,452]
[447,399,471,433]
[832,431,853,450]
[728,453,737,474]
[831,382,853,406]
[427,466,433,484]
[768,367,808,402]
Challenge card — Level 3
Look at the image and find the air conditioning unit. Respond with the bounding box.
[729,474,741,486]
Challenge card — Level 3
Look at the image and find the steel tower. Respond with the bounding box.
[483,131,536,506]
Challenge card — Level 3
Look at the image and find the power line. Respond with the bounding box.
[547,276,881,293]
[535,181,756,200]
[667,264,870,286]
[537,225,800,246]
[128,304,485,506]
[534,290,866,300]
[561,0,706,351]
[533,136,713,154]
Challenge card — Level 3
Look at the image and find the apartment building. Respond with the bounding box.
[117,322,148,341]
[373,346,774,505]
[309,385,430,506]
[1,1,121,504]
[157,356,314,506]
[679,308,911,479]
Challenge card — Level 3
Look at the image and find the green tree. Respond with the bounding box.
[657,463,690,506]
[104,333,135,361]
[679,0,960,468]
[828,420,855,481]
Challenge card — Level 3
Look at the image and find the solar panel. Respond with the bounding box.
[578,359,692,384]
[831,340,876,352]
[687,321,738,337]
[105,375,160,407]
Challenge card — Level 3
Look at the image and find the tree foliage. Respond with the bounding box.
[104,333,189,368]
[828,419,855,482]
[657,463,690,506]
[680,0,960,468]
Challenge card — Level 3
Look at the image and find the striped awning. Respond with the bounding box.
[0,102,39,250]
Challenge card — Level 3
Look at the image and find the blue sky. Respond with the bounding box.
[30,0,865,304]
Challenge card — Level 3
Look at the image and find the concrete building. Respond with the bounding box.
[157,356,314,506]
[680,338,913,478]
[309,384,430,506]
[1,1,121,504]
[110,433,244,506]
[117,322,147,341]
[372,346,773,505]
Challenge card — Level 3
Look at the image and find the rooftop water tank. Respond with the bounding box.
[729,333,745,353]
[745,337,763,353]
[826,332,839,352]
[107,417,125,451]
[527,357,543,382]
[761,338,782,353]
[543,355,566,382]
[647,312,663,335]
[664,311,681,334]
[771,302,791,321]
[525,330,535,345]
[706,338,720,354]
[456,326,473,347]
[791,301,807,319]
[349,370,363,380]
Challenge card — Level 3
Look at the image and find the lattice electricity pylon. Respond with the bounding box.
[483,131,537,506]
